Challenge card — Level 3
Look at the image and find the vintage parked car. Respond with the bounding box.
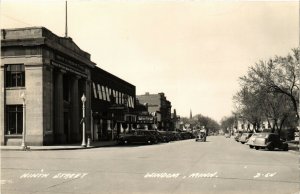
[179,131,194,139]
[148,130,165,143]
[225,133,231,138]
[245,133,259,148]
[171,131,182,141]
[117,130,158,145]
[239,133,253,144]
[157,131,171,142]
[234,133,242,142]
[165,131,176,141]
[253,133,288,151]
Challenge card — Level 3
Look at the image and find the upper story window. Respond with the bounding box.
[5,64,25,87]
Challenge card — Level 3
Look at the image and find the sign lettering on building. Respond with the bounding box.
[137,116,154,123]
[51,54,87,77]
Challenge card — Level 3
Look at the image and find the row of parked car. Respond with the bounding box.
[117,130,195,145]
[226,132,288,151]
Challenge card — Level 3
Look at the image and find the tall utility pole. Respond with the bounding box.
[65,1,68,37]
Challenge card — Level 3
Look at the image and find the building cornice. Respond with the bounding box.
[2,38,96,68]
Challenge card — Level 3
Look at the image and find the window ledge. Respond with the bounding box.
[5,87,26,90]
[4,135,22,138]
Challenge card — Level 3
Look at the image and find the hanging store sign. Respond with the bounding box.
[137,116,154,123]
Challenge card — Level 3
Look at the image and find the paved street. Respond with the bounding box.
[1,136,299,194]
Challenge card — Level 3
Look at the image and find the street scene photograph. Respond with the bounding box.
[0,0,299,194]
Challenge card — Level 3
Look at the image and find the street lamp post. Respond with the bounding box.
[20,91,27,150]
[81,94,86,147]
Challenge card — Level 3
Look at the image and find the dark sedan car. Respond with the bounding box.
[157,131,171,142]
[179,131,195,139]
[148,130,166,143]
[165,131,181,141]
[253,133,288,151]
[117,130,158,145]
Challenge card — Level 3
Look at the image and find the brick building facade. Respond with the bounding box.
[136,92,172,130]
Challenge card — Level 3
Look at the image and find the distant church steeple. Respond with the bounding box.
[190,109,192,119]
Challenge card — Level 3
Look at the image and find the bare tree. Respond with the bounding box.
[240,48,300,119]
[220,115,235,133]
[233,87,264,131]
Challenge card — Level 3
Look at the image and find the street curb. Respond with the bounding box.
[0,143,118,151]
[288,150,299,155]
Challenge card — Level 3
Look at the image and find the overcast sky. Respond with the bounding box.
[1,0,298,122]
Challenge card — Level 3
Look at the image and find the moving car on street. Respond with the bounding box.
[195,131,206,142]
[253,133,288,151]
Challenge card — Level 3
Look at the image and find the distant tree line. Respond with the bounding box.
[220,116,235,133]
[181,114,220,134]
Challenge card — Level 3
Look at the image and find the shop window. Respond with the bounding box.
[6,105,23,135]
[5,64,25,87]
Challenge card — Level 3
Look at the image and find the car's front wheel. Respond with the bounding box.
[249,145,254,149]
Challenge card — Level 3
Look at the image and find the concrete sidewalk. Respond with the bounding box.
[0,141,118,151]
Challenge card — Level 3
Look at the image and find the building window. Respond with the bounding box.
[6,105,23,135]
[5,64,25,87]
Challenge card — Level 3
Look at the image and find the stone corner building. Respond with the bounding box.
[1,27,96,146]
